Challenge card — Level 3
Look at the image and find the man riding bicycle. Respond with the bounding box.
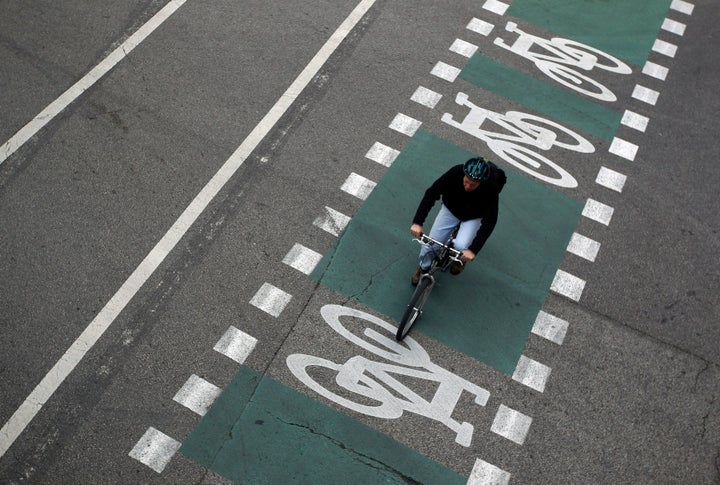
[410,157,505,285]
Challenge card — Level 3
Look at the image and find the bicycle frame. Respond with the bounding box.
[415,233,464,286]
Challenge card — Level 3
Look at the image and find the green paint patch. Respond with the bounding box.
[311,130,582,375]
[506,0,673,66]
[180,366,464,484]
[460,54,621,141]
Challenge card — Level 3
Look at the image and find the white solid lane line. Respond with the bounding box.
[0,0,188,167]
[0,0,378,459]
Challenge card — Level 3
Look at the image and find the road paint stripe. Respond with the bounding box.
[0,0,187,167]
[632,85,660,106]
[341,172,376,200]
[468,458,511,485]
[609,137,639,161]
[621,110,649,132]
[313,206,351,236]
[662,18,686,35]
[365,141,399,167]
[671,0,695,15]
[466,18,495,36]
[483,0,509,16]
[250,283,292,318]
[213,326,258,364]
[0,0,378,459]
[491,404,532,445]
[431,61,461,82]
[129,427,181,473]
[596,166,627,193]
[652,38,678,58]
[643,61,669,80]
[411,86,443,109]
[389,113,422,137]
[450,38,478,58]
[567,232,601,262]
[283,243,323,275]
[512,355,551,393]
[173,375,222,417]
[532,311,569,345]
[582,198,614,226]
[551,269,586,301]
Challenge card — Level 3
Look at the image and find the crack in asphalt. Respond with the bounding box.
[275,417,421,484]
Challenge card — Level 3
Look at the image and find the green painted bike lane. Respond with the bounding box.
[179,1,677,481]
[311,130,581,375]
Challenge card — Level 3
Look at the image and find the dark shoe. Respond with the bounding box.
[450,261,465,275]
[411,266,427,286]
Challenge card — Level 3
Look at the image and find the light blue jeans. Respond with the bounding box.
[419,205,482,270]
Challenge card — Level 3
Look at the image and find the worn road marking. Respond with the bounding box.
[283,243,324,274]
[129,427,181,473]
[389,113,422,137]
[512,356,552,393]
[468,458,511,485]
[632,85,660,105]
[583,199,614,226]
[313,206,351,236]
[250,283,292,318]
[567,233,601,262]
[173,375,222,417]
[551,269,586,301]
[365,141,399,167]
[340,172,376,200]
[609,137,639,161]
[532,311,569,345]
[213,326,258,364]
[491,404,533,445]
[466,18,495,36]
[450,38,478,57]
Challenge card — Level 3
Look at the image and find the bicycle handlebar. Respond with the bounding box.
[413,234,464,263]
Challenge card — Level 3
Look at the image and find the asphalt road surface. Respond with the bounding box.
[1,0,718,483]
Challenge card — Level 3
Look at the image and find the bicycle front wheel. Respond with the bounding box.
[396,277,433,341]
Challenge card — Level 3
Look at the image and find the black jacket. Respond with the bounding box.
[412,164,501,254]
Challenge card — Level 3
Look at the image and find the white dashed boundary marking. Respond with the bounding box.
[468,458,511,485]
[431,61,462,82]
[129,427,181,474]
[621,110,649,132]
[491,404,533,445]
[596,166,627,192]
[283,243,324,274]
[214,326,258,364]
[411,86,443,109]
[512,355,552,393]
[250,283,293,318]
[313,206,351,236]
[173,375,222,417]
[532,311,569,345]
[365,141,400,167]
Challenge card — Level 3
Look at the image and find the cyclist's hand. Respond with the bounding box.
[410,224,423,238]
[460,249,476,263]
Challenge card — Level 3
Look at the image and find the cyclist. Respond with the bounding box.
[410,157,505,285]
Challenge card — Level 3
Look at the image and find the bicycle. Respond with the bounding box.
[396,232,464,341]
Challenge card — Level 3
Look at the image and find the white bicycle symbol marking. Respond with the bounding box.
[286,305,490,447]
[441,92,594,188]
[494,21,632,102]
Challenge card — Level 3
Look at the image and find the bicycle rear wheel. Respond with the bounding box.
[396,277,432,341]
